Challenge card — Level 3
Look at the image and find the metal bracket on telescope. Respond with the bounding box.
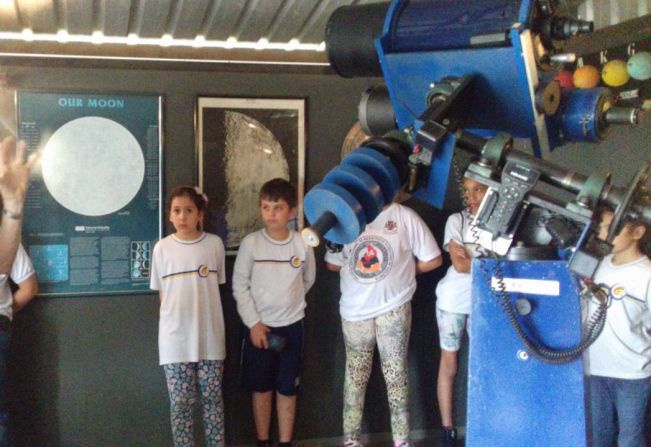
[301,211,337,248]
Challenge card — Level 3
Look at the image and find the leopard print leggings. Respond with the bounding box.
[342,301,411,443]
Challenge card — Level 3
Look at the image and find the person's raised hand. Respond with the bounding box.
[0,137,39,210]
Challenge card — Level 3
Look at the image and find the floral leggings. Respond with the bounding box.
[342,301,412,443]
[162,360,225,447]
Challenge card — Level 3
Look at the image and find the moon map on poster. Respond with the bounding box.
[42,116,145,216]
[17,92,162,296]
[223,111,290,249]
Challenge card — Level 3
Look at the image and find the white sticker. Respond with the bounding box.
[491,277,560,296]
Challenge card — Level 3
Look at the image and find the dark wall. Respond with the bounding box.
[3,61,649,447]
[2,64,452,447]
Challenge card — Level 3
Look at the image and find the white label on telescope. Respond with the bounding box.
[491,277,560,296]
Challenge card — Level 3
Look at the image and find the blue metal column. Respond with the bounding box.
[467,260,587,446]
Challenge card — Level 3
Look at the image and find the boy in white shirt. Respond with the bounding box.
[233,178,316,447]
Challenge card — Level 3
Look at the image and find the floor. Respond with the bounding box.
[289,431,466,447]
[234,429,467,446]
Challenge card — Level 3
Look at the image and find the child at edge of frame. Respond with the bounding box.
[150,185,227,447]
[583,207,651,447]
[232,177,316,447]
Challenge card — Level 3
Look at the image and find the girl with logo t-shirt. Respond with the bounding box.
[434,177,487,446]
[151,185,227,447]
[585,209,651,447]
[325,202,442,447]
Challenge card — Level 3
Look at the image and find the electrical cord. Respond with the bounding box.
[480,257,607,364]
[455,156,607,364]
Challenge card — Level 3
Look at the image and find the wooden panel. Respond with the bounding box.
[62,0,94,34]
[267,0,320,42]
[0,1,21,31]
[237,0,284,41]
[205,0,246,40]
[173,0,211,39]
[103,0,132,36]
[561,14,651,55]
[17,0,58,33]
[137,0,172,38]
[297,0,347,43]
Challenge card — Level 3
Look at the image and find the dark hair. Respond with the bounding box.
[259,178,296,209]
[167,185,208,213]
[600,205,651,257]
[625,216,651,257]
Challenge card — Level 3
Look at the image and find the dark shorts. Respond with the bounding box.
[241,319,303,396]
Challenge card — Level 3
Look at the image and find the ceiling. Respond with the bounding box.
[0,0,646,71]
[0,0,386,70]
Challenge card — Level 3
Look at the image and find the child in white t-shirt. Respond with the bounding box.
[325,202,442,447]
[434,177,487,447]
[585,209,651,447]
[150,185,227,447]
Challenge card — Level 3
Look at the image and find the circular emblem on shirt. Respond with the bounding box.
[610,284,626,300]
[350,235,393,283]
[198,264,210,278]
[290,256,302,268]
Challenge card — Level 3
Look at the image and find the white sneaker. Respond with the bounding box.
[343,440,363,447]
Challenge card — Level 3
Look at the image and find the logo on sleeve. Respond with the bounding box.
[350,236,393,283]
[384,220,398,233]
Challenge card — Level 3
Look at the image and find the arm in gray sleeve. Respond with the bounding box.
[232,239,261,328]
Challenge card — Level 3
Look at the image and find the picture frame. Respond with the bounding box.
[17,91,163,296]
[197,96,306,254]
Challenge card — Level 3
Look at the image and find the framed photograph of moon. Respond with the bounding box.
[197,97,306,254]
[17,91,162,296]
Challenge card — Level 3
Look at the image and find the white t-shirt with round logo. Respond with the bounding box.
[325,203,441,321]
[585,254,651,379]
[150,232,226,365]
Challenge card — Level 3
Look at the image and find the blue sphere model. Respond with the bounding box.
[627,51,651,81]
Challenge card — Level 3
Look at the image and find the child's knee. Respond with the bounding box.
[439,353,459,376]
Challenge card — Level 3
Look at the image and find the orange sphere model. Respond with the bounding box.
[573,65,600,89]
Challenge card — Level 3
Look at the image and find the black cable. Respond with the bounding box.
[454,156,607,364]
[481,257,607,364]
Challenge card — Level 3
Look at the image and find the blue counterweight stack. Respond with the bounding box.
[302,146,402,247]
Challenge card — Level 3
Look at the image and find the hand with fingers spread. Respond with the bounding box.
[0,137,39,273]
[0,137,39,213]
